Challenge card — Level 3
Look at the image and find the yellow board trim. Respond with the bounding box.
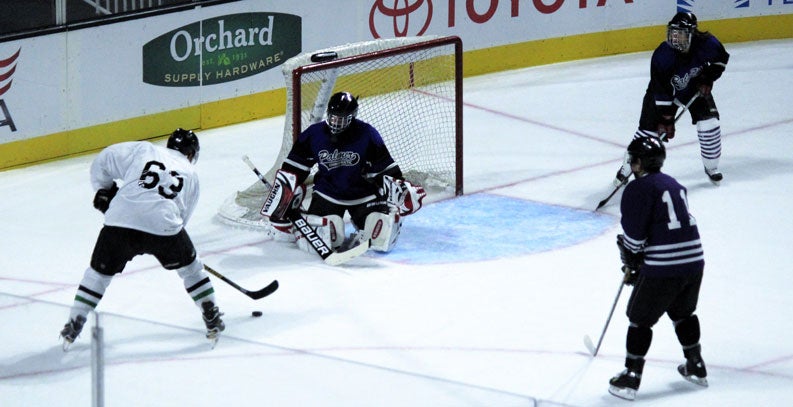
[2,14,792,170]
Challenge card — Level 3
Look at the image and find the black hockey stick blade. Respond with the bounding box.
[595,181,626,211]
[204,265,279,300]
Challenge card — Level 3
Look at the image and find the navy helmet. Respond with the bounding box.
[167,128,200,163]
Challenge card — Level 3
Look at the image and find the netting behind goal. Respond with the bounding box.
[219,36,462,230]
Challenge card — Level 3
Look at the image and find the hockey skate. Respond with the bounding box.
[60,315,87,352]
[678,356,709,387]
[704,167,723,185]
[608,369,641,401]
[201,301,225,348]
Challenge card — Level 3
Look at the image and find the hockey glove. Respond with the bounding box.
[616,234,644,273]
[93,182,119,214]
[621,265,640,286]
[380,175,426,216]
[657,115,675,140]
[697,80,713,97]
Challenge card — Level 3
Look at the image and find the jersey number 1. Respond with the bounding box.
[661,189,696,230]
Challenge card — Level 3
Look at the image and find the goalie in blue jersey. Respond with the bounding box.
[261,91,426,255]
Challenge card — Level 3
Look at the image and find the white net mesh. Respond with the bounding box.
[218,36,461,230]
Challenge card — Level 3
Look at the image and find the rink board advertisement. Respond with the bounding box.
[0,0,792,168]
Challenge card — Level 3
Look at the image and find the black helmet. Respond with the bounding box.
[627,137,665,173]
[167,128,200,163]
[326,92,358,134]
[667,12,697,53]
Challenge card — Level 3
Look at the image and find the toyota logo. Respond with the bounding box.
[369,0,433,38]
[0,48,20,97]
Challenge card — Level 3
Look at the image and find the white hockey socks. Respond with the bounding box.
[697,118,721,173]
[177,258,217,307]
[70,267,114,320]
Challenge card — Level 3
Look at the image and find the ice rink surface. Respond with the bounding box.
[2,38,793,406]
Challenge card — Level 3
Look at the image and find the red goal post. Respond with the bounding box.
[219,35,463,230]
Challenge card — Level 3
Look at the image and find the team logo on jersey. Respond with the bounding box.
[671,66,703,91]
[0,48,19,132]
[142,13,302,87]
[318,149,360,171]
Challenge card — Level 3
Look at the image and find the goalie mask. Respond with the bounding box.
[167,128,200,164]
[667,12,697,53]
[326,92,358,135]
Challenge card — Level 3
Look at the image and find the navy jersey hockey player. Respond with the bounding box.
[262,91,425,255]
[608,137,708,401]
[614,12,730,186]
[59,129,225,350]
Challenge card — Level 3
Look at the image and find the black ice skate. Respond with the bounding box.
[704,167,723,185]
[678,356,709,387]
[202,301,225,348]
[60,315,87,352]
[608,369,642,401]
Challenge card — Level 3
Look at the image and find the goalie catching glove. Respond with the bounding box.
[380,175,426,216]
[617,234,643,286]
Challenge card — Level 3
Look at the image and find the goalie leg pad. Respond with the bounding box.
[361,211,402,252]
[295,214,345,253]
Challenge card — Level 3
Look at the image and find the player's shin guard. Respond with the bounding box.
[177,258,216,307]
[697,118,722,177]
[673,314,701,348]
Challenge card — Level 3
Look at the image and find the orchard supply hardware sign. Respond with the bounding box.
[143,13,301,86]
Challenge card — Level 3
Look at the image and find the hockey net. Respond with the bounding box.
[218,35,463,230]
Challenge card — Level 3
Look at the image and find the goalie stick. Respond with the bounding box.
[595,92,700,211]
[204,264,279,300]
[241,155,370,266]
[583,268,630,357]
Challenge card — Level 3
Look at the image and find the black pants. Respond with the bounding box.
[307,194,390,230]
[625,270,703,327]
[90,226,197,276]
[638,90,719,131]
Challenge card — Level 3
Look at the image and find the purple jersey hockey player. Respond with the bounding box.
[608,136,708,401]
[614,11,730,186]
[263,91,425,255]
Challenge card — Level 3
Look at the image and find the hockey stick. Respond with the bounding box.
[595,92,700,211]
[583,268,630,357]
[204,264,279,300]
[241,155,370,266]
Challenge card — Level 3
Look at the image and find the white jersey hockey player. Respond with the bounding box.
[59,128,225,350]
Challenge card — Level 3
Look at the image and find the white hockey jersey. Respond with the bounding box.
[90,141,200,236]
